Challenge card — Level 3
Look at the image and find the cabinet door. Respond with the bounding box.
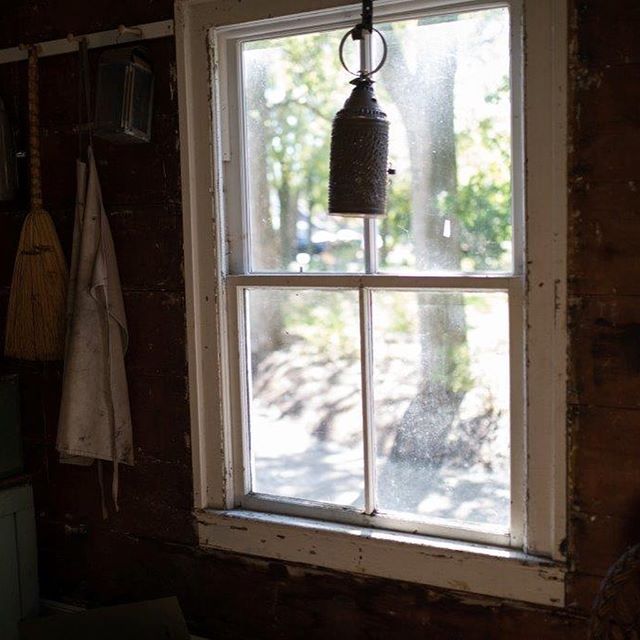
[0,513,21,640]
[0,484,38,640]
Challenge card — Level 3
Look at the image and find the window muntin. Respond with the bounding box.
[220,1,523,546]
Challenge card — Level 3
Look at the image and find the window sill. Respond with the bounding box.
[196,509,565,607]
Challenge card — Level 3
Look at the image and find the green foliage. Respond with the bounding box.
[454,86,512,271]
[446,341,473,395]
[249,35,337,184]
[454,171,511,271]
[245,32,363,270]
[484,75,510,105]
[283,292,359,359]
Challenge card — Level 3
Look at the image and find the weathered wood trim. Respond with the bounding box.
[523,0,568,559]
[177,0,568,605]
[0,20,174,65]
[198,509,566,607]
[176,0,233,509]
[227,273,516,290]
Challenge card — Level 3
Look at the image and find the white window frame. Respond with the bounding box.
[175,0,567,607]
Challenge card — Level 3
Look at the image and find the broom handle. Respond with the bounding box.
[27,45,43,212]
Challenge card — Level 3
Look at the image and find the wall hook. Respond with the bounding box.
[18,43,42,54]
[66,34,87,45]
[117,24,144,41]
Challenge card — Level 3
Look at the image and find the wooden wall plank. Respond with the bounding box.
[0,514,21,640]
[15,506,39,618]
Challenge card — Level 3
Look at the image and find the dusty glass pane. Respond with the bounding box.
[247,289,364,506]
[372,290,510,528]
[377,8,512,273]
[243,34,364,273]
[242,7,512,274]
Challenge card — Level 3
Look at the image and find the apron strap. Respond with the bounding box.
[97,460,108,520]
[77,38,93,160]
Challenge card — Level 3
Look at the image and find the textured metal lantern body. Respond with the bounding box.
[329,79,389,217]
[94,46,154,144]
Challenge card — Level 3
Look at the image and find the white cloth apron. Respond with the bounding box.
[57,147,133,515]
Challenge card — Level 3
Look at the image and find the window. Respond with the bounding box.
[229,6,517,544]
[176,0,567,606]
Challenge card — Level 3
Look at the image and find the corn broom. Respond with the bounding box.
[4,45,68,360]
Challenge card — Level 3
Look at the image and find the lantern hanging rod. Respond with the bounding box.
[353,0,374,40]
[338,0,387,79]
[0,19,174,66]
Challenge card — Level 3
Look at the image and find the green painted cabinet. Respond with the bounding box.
[0,483,38,640]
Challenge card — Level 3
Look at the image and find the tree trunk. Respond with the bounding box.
[380,24,467,480]
[277,171,299,270]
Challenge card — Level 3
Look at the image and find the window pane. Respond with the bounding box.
[242,7,512,275]
[377,8,512,273]
[246,289,364,506]
[243,35,364,273]
[372,290,510,529]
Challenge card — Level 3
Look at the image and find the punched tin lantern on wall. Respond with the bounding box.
[328,0,391,218]
[94,45,154,144]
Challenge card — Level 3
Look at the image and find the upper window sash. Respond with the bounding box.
[218,0,521,279]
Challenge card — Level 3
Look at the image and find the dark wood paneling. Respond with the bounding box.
[123,291,187,377]
[35,526,590,640]
[569,210,640,296]
[0,1,173,50]
[568,296,640,407]
[109,209,183,291]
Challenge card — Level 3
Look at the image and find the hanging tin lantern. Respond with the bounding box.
[94,45,154,144]
[329,0,390,217]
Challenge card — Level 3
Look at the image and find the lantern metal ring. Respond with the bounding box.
[338,27,388,78]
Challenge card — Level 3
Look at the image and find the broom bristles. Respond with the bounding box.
[4,208,68,361]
